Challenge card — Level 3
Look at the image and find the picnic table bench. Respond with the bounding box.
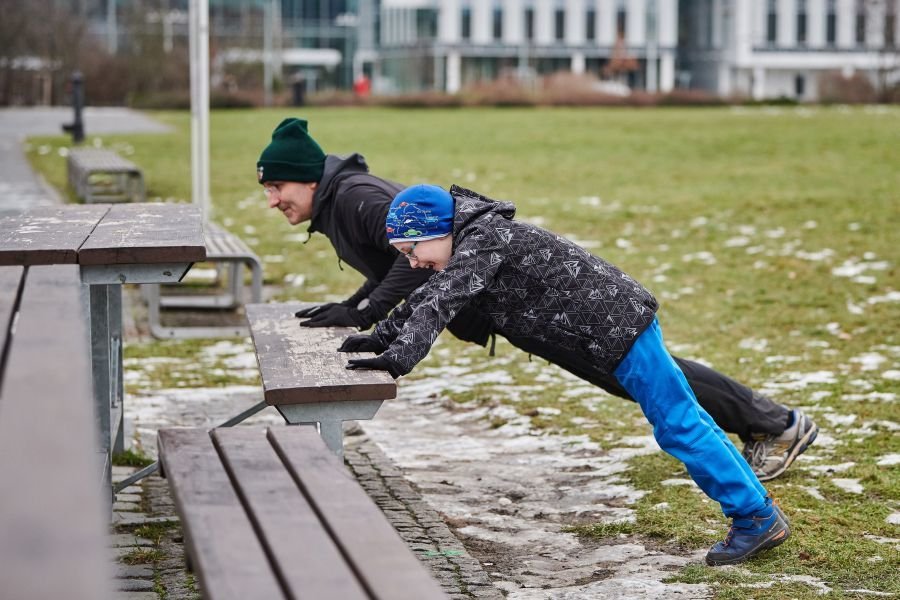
[121,300,398,492]
[67,148,146,204]
[144,222,263,338]
[0,203,206,498]
[158,426,448,600]
[0,264,112,599]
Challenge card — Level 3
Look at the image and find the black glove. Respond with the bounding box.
[299,304,369,328]
[346,356,402,379]
[338,334,386,354]
[294,303,342,319]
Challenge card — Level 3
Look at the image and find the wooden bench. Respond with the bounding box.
[158,426,448,600]
[144,222,264,338]
[67,148,145,204]
[246,301,397,458]
[0,265,112,599]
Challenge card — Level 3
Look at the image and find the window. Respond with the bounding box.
[767,0,777,44]
[493,7,503,40]
[416,9,438,40]
[462,7,471,40]
[586,9,596,41]
[795,74,805,98]
[826,0,837,45]
[615,0,627,38]
[525,8,535,41]
[555,8,565,40]
[796,0,807,44]
[855,0,866,45]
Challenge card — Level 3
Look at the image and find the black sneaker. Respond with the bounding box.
[742,409,819,482]
[706,502,791,566]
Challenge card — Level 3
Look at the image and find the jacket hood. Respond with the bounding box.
[309,153,370,230]
[449,185,516,238]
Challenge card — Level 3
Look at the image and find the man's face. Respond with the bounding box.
[264,181,317,225]
[392,236,454,272]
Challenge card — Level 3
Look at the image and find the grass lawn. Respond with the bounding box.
[28,106,900,598]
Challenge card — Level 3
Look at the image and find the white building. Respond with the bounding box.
[680,0,900,100]
[374,0,679,93]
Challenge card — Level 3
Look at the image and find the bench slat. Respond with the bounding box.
[0,265,112,600]
[212,428,371,600]
[158,429,286,600]
[269,427,448,600]
[0,205,109,266]
[246,302,397,406]
[78,204,207,265]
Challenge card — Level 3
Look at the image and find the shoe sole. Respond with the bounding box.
[705,514,791,566]
[756,423,819,482]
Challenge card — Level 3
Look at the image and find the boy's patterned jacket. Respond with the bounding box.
[372,185,659,376]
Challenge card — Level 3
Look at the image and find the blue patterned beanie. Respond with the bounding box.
[386,185,454,242]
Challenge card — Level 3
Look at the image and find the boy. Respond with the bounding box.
[339,184,790,565]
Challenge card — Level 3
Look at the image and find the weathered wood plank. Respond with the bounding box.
[246,302,397,406]
[158,428,285,600]
[269,427,448,600]
[212,427,370,600]
[0,266,25,376]
[0,265,112,600]
[78,203,207,265]
[0,205,109,265]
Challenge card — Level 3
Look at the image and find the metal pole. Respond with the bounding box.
[189,0,211,222]
[107,0,117,54]
[264,0,273,107]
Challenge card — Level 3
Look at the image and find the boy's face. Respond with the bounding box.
[393,236,453,272]
[263,181,317,225]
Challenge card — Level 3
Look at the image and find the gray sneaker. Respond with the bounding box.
[742,409,819,482]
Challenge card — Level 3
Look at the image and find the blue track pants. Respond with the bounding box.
[613,318,769,518]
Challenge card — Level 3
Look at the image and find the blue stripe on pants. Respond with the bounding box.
[613,318,769,518]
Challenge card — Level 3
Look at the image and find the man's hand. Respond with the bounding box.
[294,303,341,319]
[346,356,401,379]
[299,305,368,328]
[338,334,386,354]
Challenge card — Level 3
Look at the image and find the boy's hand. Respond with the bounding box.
[346,356,401,379]
[338,335,386,354]
[299,305,368,328]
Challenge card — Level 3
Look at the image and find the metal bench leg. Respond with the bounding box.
[88,283,121,506]
[276,400,384,460]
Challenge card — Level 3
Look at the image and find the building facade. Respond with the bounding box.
[373,0,679,93]
[679,0,900,100]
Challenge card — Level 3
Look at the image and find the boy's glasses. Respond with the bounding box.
[262,184,280,197]
[397,241,419,262]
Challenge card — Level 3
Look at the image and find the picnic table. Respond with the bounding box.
[0,203,206,499]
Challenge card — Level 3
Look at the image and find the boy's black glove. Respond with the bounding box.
[346,356,401,379]
[338,335,386,354]
[299,305,369,328]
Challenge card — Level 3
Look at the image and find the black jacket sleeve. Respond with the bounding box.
[333,180,433,321]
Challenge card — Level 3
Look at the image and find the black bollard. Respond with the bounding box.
[62,71,85,144]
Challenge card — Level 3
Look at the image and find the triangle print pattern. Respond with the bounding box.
[374,189,659,376]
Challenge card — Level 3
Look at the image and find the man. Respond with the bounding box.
[255,117,818,481]
[339,183,792,566]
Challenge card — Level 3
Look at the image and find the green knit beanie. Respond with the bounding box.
[256,118,326,184]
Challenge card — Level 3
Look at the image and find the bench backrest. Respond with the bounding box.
[159,426,448,600]
[0,265,112,599]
